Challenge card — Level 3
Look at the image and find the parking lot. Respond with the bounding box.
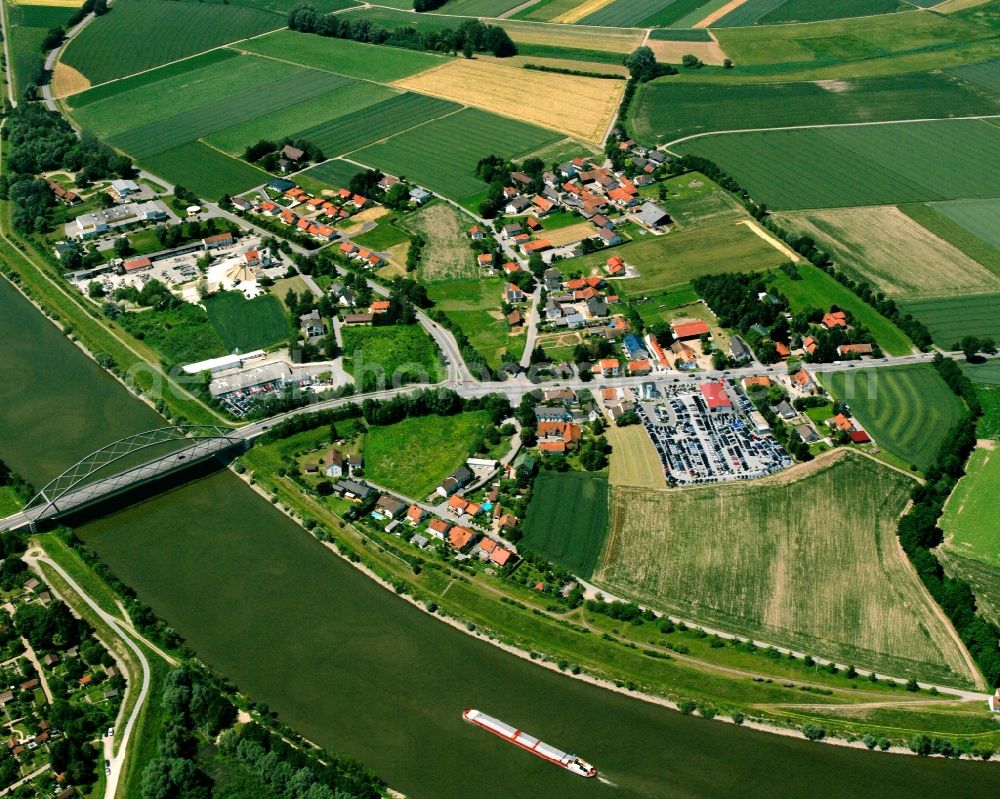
[632,383,790,486]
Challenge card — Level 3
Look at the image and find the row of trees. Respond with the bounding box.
[289,4,516,57]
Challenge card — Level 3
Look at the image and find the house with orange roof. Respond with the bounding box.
[671,341,697,370]
[368,255,383,268]
[490,547,512,567]
[743,375,772,390]
[428,518,451,540]
[672,319,710,340]
[532,195,555,215]
[822,310,848,329]
[478,253,494,268]
[340,242,357,256]
[260,201,278,215]
[498,513,517,529]
[447,495,469,516]
[564,277,587,291]
[502,262,520,274]
[574,287,600,301]
[280,210,296,225]
[645,335,669,369]
[356,248,372,261]
[504,283,526,304]
[538,440,567,453]
[307,196,325,210]
[598,358,620,377]
[627,359,651,375]
[607,187,637,207]
[838,343,873,357]
[406,505,427,525]
[526,216,542,231]
[829,413,854,432]
[313,225,336,241]
[802,335,818,355]
[337,188,351,200]
[448,526,475,550]
[351,194,368,208]
[792,368,817,393]
[521,239,551,255]
[775,341,791,359]
[370,300,391,314]
[465,501,483,517]
[285,187,305,198]
[297,217,311,232]
[468,225,486,239]
[477,537,496,557]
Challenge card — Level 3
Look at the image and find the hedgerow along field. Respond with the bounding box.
[573,220,790,294]
[352,108,562,202]
[59,0,284,84]
[898,294,1000,348]
[772,207,1000,299]
[237,29,448,82]
[822,365,964,472]
[595,452,978,687]
[633,72,1000,144]
[203,292,288,352]
[677,119,1000,210]
[521,471,609,578]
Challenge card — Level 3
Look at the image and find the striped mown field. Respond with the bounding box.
[899,294,1000,348]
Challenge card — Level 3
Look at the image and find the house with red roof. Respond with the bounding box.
[775,341,791,359]
[672,319,710,340]
[428,518,451,540]
[598,358,620,377]
[448,526,475,550]
[504,283,526,304]
[699,380,732,412]
[822,310,848,329]
[447,495,469,516]
[627,359,651,376]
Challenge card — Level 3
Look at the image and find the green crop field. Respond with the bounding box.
[634,73,1000,144]
[573,220,789,295]
[363,411,493,499]
[927,198,1000,250]
[712,0,786,26]
[522,471,609,578]
[294,159,366,194]
[677,120,1000,210]
[203,292,288,351]
[352,108,562,201]
[580,0,679,27]
[238,29,447,82]
[60,0,284,84]
[977,384,1000,439]
[898,294,1000,349]
[7,4,77,97]
[822,365,964,471]
[439,0,520,14]
[941,446,1000,569]
[142,142,270,198]
[899,203,1000,277]
[205,82,396,156]
[595,452,977,686]
[949,58,1000,94]
[965,360,1000,386]
[937,548,1000,629]
[295,93,459,158]
[647,28,713,41]
[770,264,913,355]
[340,324,442,392]
[654,172,747,227]
[750,0,907,26]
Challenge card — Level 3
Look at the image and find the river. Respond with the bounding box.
[1,278,997,798]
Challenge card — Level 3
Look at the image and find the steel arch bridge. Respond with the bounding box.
[24,425,243,520]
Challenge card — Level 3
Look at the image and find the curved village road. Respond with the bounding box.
[26,554,151,799]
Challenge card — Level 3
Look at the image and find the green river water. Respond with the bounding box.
[1,279,997,798]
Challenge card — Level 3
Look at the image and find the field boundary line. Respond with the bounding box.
[229,47,418,93]
[661,113,1000,150]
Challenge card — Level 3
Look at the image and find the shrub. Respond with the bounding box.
[802,724,826,741]
[677,699,696,715]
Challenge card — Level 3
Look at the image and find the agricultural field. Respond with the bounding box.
[204,82,397,156]
[405,203,477,283]
[438,0,521,14]
[594,452,978,686]
[142,142,270,198]
[119,303,227,369]
[203,292,288,351]
[393,58,624,145]
[498,18,645,53]
[898,294,1000,348]
[59,0,284,84]
[512,0,593,21]
[573,220,790,295]
[578,0,682,26]
[294,93,459,159]
[773,207,1000,299]
[427,278,523,369]
[237,29,448,82]
[949,57,1000,94]
[352,109,562,202]
[294,160,367,195]
[770,264,913,355]
[672,0,735,27]
[363,411,495,499]
[899,203,1000,276]
[645,36,729,66]
[940,445,1000,568]
[521,471,609,577]
[6,3,77,97]
[652,172,747,227]
[927,198,1000,250]
[676,119,1000,210]
[937,548,1000,629]
[340,324,442,392]
[606,426,665,489]
[964,360,1000,385]
[719,0,908,26]
[822,365,964,471]
[633,72,1000,144]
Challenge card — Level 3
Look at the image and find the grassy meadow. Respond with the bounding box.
[653,172,747,228]
[340,324,442,391]
[941,445,1000,569]
[928,198,1000,250]
[294,159,367,194]
[676,119,1000,210]
[898,294,1000,348]
[822,365,965,471]
[407,203,477,283]
[595,453,977,686]
[521,471,609,578]
[427,278,522,369]
[203,292,288,351]
[899,203,1000,276]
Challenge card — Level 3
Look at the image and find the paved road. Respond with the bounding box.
[26,554,151,799]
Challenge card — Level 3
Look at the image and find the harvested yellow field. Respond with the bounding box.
[648,39,729,67]
[937,0,992,11]
[774,206,1000,299]
[542,221,597,247]
[594,451,979,687]
[14,0,84,5]
[478,54,629,77]
[607,426,665,489]
[498,19,644,54]
[551,0,615,24]
[695,0,749,27]
[51,62,91,98]
[394,59,623,145]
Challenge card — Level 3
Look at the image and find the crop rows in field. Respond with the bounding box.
[60,0,284,84]
[712,0,786,27]
[439,0,520,14]
[579,0,677,27]
[635,72,1000,144]
[823,365,964,471]
[898,294,1000,349]
[295,93,459,159]
[677,120,1000,209]
[522,471,609,577]
[114,69,352,158]
[352,108,561,201]
[938,549,1000,629]
[595,453,976,686]
[899,202,1000,277]
[928,198,1000,250]
[941,446,1000,569]
[142,142,270,199]
[748,0,908,26]
[949,58,1000,94]
[204,292,288,352]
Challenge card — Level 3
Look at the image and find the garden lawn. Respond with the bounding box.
[238,29,447,82]
[822,365,964,471]
[60,0,284,84]
[352,108,562,202]
[351,218,410,251]
[340,324,442,392]
[521,471,609,578]
[633,72,1000,144]
[898,294,1000,348]
[203,292,289,351]
[676,119,1000,210]
[574,221,789,295]
[941,446,1000,568]
[363,411,494,498]
[770,264,913,355]
[142,142,271,199]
